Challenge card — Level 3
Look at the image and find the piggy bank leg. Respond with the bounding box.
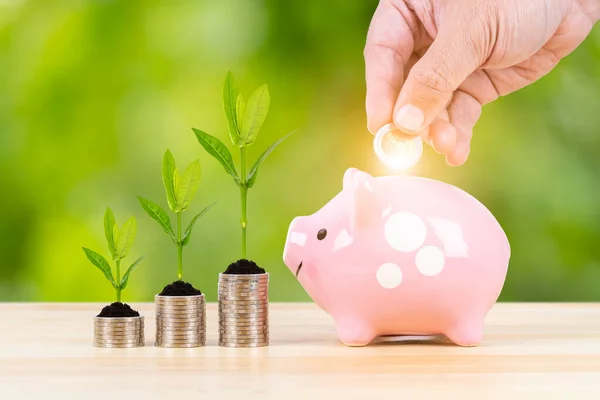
[445,320,484,347]
[335,318,376,347]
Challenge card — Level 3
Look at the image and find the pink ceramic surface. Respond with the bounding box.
[283,168,510,347]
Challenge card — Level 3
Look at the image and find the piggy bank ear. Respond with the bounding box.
[343,168,360,190]
[345,169,380,232]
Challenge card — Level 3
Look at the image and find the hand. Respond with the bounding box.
[364,0,600,166]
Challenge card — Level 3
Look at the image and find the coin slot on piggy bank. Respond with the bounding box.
[282,168,510,347]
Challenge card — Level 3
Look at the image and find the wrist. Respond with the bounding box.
[578,0,600,21]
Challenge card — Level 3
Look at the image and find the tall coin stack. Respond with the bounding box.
[155,294,206,347]
[218,273,269,347]
[94,316,144,348]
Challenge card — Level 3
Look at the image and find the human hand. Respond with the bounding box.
[364,0,600,166]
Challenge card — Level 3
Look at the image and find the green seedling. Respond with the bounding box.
[82,208,145,303]
[192,71,295,259]
[138,150,216,280]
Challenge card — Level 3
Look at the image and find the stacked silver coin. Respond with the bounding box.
[94,316,144,348]
[155,294,206,347]
[218,273,269,347]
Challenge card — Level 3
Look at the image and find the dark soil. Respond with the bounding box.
[97,302,140,318]
[159,280,202,296]
[223,259,266,274]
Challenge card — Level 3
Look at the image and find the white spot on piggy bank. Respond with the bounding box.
[384,212,427,252]
[376,263,403,288]
[282,168,510,348]
[415,245,445,276]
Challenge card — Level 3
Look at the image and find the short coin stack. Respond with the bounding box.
[218,273,269,347]
[155,294,206,348]
[94,316,144,348]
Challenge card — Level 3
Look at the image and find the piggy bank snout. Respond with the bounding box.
[283,217,306,272]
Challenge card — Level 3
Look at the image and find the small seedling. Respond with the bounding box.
[138,150,216,280]
[192,71,295,259]
[82,208,145,303]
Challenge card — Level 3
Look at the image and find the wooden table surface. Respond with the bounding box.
[1,302,600,399]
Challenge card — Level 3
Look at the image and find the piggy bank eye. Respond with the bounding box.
[317,229,327,240]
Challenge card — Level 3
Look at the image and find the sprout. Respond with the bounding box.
[138,150,216,280]
[192,71,295,259]
[82,208,145,302]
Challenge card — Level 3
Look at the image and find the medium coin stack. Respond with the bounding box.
[155,294,206,348]
[94,316,144,348]
[218,273,269,347]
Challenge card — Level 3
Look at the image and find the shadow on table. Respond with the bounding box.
[370,334,456,346]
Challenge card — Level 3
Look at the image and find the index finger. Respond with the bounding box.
[364,0,415,134]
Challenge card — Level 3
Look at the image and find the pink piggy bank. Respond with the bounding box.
[283,168,510,347]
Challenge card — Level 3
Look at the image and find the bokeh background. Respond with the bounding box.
[1,0,599,302]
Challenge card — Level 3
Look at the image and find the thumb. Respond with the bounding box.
[393,24,483,135]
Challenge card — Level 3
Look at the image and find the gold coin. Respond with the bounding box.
[155,313,203,319]
[94,332,143,339]
[218,316,268,322]
[219,341,269,347]
[94,338,144,345]
[94,327,143,333]
[155,341,204,347]
[373,123,423,170]
[156,320,203,325]
[219,327,268,333]
[94,321,143,327]
[94,342,144,348]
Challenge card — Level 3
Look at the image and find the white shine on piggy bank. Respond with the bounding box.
[282,168,510,346]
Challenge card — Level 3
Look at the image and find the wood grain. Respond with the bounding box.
[1,302,599,399]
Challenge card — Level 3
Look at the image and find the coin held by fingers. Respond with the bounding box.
[373,123,423,170]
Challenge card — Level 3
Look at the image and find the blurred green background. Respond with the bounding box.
[0,0,599,303]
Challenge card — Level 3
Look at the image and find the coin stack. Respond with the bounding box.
[218,273,269,347]
[94,316,144,348]
[155,294,206,348]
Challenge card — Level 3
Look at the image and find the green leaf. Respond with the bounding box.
[137,196,176,242]
[113,224,119,254]
[120,255,145,290]
[175,160,201,212]
[241,84,270,146]
[104,207,118,261]
[173,168,180,212]
[246,129,296,188]
[162,149,177,212]
[116,216,137,259]
[82,247,116,288]
[182,201,218,245]
[192,128,240,186]
[223,71,241,146]
[235,93,245,147]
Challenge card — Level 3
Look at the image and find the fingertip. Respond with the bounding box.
[367,118,385,136]
[393,104,425,134]
[429,119,457,155]
[446,90,480,167]
[365,84,398,136]
[365,107,381,137]
[446,143,471,166]
[365,95,387,135]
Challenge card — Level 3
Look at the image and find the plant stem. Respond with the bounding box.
[177,212,183,280]
[240,147,247,259]
[116,259,121,302]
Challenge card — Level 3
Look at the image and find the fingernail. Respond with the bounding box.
[394,104,425,132]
